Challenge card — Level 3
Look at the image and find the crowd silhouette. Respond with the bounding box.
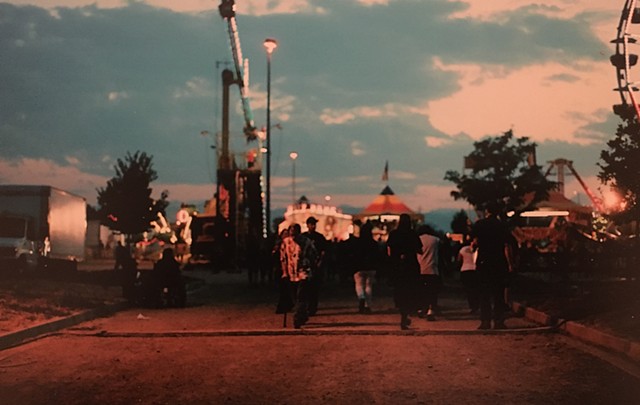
[114,210,515,331]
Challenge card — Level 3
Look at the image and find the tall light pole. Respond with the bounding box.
[264,37,277,238]
[289,151,298,206]
[200,130,218,185]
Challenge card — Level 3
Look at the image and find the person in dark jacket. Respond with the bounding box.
[352,222,383,314]
[302,216,327,316]
[386,214,422,330]
[472,203,514,330]
[152,248,186,308]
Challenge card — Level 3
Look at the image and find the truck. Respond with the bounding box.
[0,185,86,272]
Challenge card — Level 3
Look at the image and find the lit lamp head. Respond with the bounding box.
[289,151,298,160]
[263,38,278,55]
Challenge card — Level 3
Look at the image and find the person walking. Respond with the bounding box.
[279,224,318,329]
[472,202,514,330]
[302,216,327,316]
[275,228,295,322]
[457,238,479,314]
[416,225,440,321]
[387,213,422,330]
[352,222,382,314]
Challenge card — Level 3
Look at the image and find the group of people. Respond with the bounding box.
[275,202,514,331]
[275,214,445,330]
[387,205,514,330]
[275,217,326,329]
[115,243,186,308]
[112,203,513,329]
[386,215,443,329]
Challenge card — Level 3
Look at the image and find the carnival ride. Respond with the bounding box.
[187,1,265,268]
[544,158,604,213]
[218,0,260,142]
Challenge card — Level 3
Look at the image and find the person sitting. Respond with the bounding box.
[151,248,186,308]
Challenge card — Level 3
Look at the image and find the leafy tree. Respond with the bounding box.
[97,151,169,241]
[444,130,555,215]
[598,112,640,225]
[450,209,471,235]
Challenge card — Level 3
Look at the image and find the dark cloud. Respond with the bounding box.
[0,1,614,208]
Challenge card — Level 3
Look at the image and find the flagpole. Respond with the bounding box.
[382,160,389,184]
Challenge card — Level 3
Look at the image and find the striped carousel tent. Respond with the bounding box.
[355,186,423,222]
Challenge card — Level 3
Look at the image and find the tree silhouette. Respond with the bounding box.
[97,151,169,241]
[450,209,471,235]
[599,110,640,225]
[444,129,555,216]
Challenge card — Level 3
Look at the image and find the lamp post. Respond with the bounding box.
[289,151,298,206]
[264,37,277,238]
[200,129,218,181]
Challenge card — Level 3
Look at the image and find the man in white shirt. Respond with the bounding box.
[416,225,441,321]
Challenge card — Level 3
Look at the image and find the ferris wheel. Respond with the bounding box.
[612,0,640,121]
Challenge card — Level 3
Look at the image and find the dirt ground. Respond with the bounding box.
[0,269,123,335]
[4,332,640,404]
[0,263,639,343]
[1,271,640,405]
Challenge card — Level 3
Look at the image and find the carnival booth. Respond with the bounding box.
[278,201,353,241]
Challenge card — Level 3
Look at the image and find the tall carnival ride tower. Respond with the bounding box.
[214,0,264,267]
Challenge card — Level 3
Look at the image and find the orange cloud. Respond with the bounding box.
[424,59,616,144]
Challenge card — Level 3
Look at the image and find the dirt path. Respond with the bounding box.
[1,269,639,404]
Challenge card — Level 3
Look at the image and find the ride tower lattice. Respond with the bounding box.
[214,0,264,268]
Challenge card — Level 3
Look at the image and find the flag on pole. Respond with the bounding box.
[382,160,389,182]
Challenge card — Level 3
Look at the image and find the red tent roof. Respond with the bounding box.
[359,186,417,216]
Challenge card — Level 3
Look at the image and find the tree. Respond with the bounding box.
[598,112,640,225]
[97,151,169,241]
[450,209,471,235]
[444,130,555,215]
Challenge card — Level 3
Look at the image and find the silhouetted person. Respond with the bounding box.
[302,216,327,316]
[152,248,186,308]
[472,203,514,330]
[387,214,422,330]
[120,254,139,302]
[352,222,383,313]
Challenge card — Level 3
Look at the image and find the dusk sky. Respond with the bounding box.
[0,0,626,223]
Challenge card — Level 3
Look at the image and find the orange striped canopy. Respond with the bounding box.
[360,186,416,216]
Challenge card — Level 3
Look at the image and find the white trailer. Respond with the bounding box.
[0,185,86,271]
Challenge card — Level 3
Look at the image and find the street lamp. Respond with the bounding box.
[200,130,218,181]
[264,37,277,238]
[289,151,298,206]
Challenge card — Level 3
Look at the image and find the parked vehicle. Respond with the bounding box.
[0,185,86,272]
